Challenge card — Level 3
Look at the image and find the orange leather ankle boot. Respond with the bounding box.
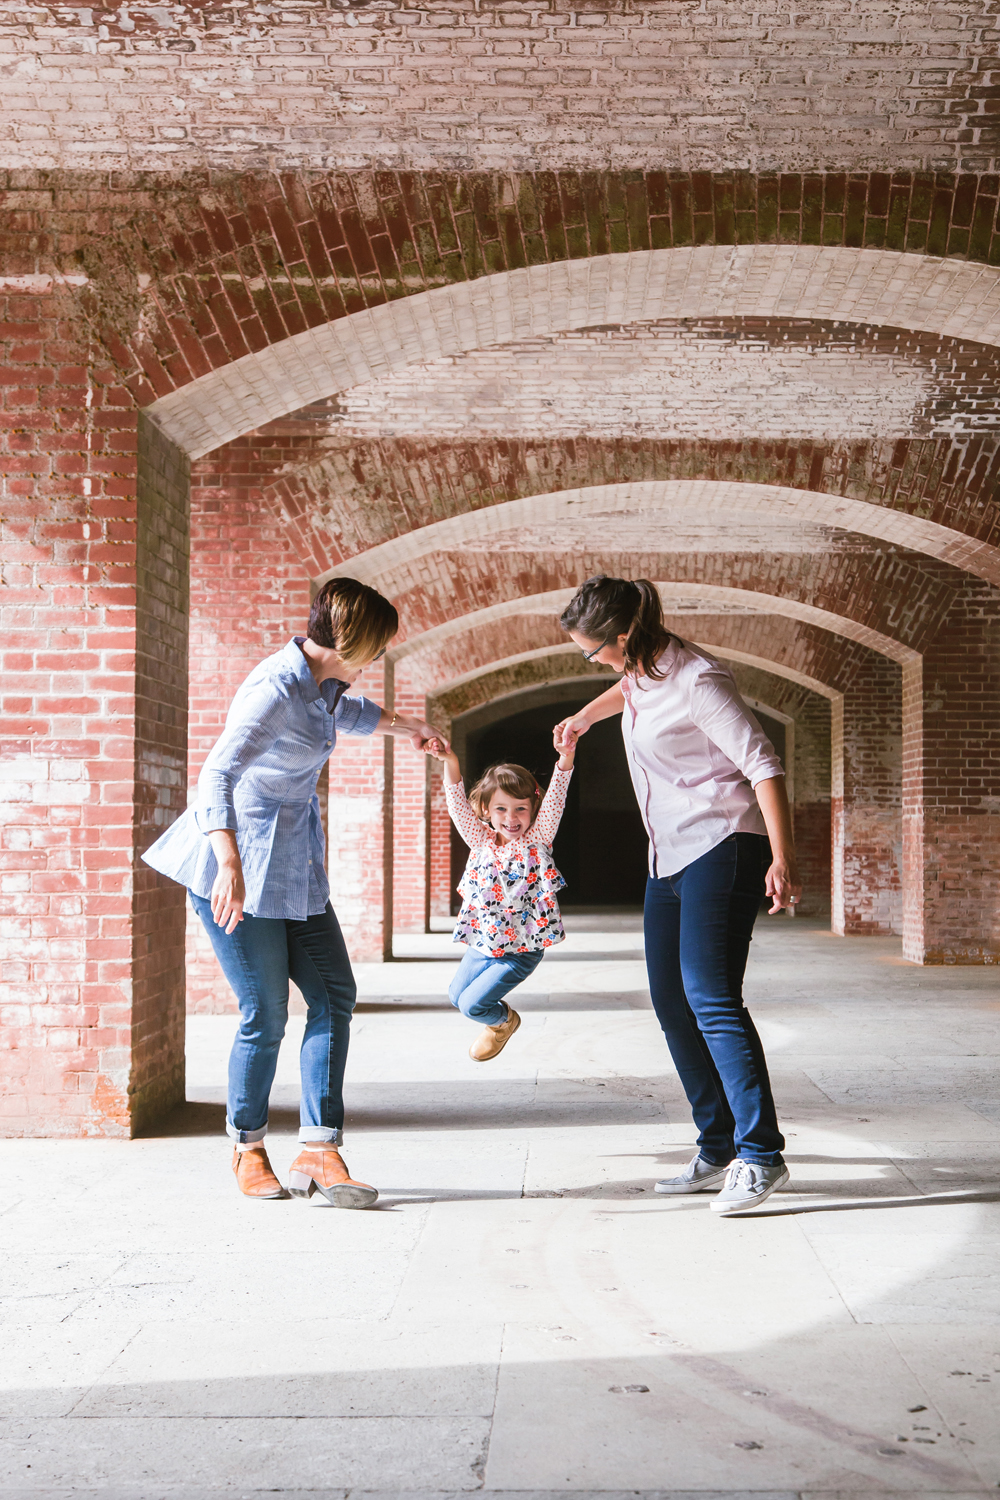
[288,1146,378,1208]
[232,1145,289,1199]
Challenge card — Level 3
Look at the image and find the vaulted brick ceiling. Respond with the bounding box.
[9,5,1000,702]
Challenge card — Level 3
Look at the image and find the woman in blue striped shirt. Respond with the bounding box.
[144,579,444,1207]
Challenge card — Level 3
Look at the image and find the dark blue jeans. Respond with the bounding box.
[644,833,785,1167]
[191,893,356,1145]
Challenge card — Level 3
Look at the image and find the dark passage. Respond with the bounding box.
[452,686,648,909]
[451,686,788,913]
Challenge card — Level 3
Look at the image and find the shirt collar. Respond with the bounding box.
[287,637,349,713]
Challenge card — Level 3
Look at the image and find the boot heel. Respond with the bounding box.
[288,1170,316,1199]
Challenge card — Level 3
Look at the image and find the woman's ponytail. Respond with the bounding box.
[559,575,671,679]
[622,580,669,680]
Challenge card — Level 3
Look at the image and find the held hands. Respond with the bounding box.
[406,719,450,754]
[765,856,803,915]
[553,713,589,755]
[424,737,461,783]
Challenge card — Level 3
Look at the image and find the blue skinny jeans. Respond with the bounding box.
[191,893,356,1145]
[643,833,785,1167]
[449,946,544,1025]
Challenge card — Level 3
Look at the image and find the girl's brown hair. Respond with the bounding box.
[559,575,672,680]
[308,577,398,669]
[467,762,543,825]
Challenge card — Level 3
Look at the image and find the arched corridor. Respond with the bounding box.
[3,5,1000,1490]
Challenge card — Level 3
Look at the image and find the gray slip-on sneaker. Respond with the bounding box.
[710,1159,790,1213]
[654,1152,732,1194]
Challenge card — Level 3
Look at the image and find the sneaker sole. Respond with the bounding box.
[710,1167,790,1214]
[654,1170,729,1195]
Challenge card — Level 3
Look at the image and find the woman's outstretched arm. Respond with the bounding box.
[553,680,625,751]
[374,707,449,752]
[754,776,803,914]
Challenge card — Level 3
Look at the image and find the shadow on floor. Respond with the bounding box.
[141,1078,678,1138]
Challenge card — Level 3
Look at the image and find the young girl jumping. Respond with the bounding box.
[426,736,575,1061]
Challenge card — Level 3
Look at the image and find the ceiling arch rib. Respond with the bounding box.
[390,566,923,665]
[417,639,843,706]
[149,247,1000,458]
[324,480,1000,588]
[391,589,897,695]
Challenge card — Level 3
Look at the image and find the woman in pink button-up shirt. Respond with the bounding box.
[556,575,802,1214]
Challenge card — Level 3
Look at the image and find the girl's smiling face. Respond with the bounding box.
[486,788,534,844]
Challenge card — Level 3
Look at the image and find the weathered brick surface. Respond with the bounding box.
[131,415,189,1128]
[182,460,312,1013]
[8,161,1000,1133]
[1,4,999,176]
[832,656,904,937]
[390,672,432,934]
[326,661,390,963]
[0,283,189,1135]
[905,582,1000,962]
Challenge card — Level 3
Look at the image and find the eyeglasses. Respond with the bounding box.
[581,639,609,662]
[372,646,387,661]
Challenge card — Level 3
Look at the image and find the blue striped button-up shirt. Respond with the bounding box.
[143,638,382,920]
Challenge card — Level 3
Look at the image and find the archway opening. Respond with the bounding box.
[446,680,790,914]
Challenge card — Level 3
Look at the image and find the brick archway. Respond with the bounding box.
[328,480,1000,591]
[147,247,1000,456]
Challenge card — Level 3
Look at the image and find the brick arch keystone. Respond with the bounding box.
[328,479,1000,589]
[147,248,1000,458]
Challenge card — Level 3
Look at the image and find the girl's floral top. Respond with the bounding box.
[446,766,573,958]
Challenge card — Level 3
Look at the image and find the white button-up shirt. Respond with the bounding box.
[620,639,785,879]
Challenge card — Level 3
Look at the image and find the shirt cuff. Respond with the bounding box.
[195,804,238,834]
[335,693,382,737]
[748,764,785,789]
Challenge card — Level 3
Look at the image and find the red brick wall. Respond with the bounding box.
[0,283,188,1135]
[131,416,189,1129]
[184,456,312,1014]
[906,584,1000,963]
[326,662,390,964]
[832,655,903,937]
[390,672,431,935]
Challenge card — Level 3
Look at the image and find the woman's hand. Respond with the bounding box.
[409,719,448,753]
[425,737,462,784]
[208,830,245,934]
[764,855,802,915]
[553,712,591,754]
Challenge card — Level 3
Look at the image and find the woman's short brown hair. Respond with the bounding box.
[308,578,398,669]
[467,762,543,825]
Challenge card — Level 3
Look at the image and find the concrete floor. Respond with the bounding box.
[2,913,999,1500]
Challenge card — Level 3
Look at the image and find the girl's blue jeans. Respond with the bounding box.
[190,892,356,1145]
[643,833,785,1168]
[449,946,544,1025]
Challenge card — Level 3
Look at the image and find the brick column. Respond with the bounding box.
[390,670,430,935]
[327,659,391,963]
[790,694,833,919]
[904,585,1000,964]
[0,280,189,1136]
[184,456,312,1013]
[832,654,903,936]
[428,716,454,922]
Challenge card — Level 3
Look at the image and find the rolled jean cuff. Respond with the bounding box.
[298,1125,342,1144]
[227,1120,267,1144]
